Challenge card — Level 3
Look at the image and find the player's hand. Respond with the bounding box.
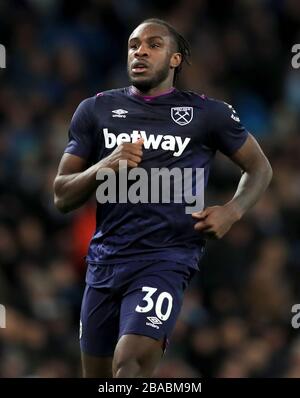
[192,204,241,239]
[103,139,144,171]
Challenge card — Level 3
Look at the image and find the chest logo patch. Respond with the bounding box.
[112,109,128,118]
[171,106,193,126]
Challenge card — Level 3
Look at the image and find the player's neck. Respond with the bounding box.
[130,84,175,97]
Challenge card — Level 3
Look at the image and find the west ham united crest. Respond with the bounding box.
[171,107,193,126]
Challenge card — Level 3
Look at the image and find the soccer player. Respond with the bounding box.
[53,18,272,378]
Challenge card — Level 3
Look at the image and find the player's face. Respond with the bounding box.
[127,23,181,91]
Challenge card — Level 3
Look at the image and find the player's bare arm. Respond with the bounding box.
[192,134,272,239]
[54,139,144,213]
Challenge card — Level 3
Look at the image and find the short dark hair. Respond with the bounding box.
[140,18,191,84]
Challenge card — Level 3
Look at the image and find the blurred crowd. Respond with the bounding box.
[0,0,300,378]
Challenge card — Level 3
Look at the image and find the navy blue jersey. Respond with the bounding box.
[64,86,249,269]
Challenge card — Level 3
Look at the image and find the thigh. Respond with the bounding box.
[81,352,113,378]
[113,334,163,377]
[80,284,119,373]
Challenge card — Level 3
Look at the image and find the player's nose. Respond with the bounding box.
[134,43,149,57]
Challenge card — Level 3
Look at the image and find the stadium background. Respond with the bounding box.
[0,0,299,378]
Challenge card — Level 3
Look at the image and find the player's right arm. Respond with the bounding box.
[54,141,143,213]
[53,97,143,213]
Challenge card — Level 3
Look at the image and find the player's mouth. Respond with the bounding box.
[131,61,149,74]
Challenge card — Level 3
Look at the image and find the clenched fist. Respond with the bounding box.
[103,139,144,171]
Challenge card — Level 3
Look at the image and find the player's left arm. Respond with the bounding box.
[192,133,272,239]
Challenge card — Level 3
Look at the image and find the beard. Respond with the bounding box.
[128,62,171,92]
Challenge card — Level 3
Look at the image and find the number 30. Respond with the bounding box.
[135,287,173,321]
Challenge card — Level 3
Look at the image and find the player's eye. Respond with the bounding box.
[129,44,138,50]
[150,43,160,48]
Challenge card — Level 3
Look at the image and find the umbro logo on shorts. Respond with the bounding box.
[146,316,162,329]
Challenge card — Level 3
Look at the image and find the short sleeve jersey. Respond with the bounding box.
[64,86,248,270]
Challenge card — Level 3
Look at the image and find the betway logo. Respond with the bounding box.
[103,128,190,157]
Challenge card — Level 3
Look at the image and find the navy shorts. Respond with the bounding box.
[80,260,196,356]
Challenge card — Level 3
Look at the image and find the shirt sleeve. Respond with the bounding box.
[64,97,95,161]
[207,99,249,157]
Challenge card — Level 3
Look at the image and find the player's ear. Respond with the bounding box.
[170,53,182,69]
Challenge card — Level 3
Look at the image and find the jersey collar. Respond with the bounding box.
[128,86,176,101]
